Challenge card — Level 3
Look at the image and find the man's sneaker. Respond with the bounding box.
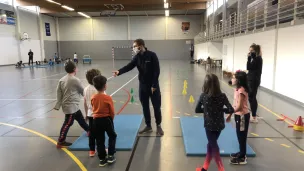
[230,157,247,165]
[250,117,258,123]
[156,125,164,136]
[99,159,108,167]
[56,141,72,148]
[138,126,153,134]
[107,155,116,164]
[89,151,95,157]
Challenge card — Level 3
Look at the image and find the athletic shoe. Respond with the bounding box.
[156,125,164,136]
[250,117,258,123]
[230,152,240,158]
[138,126,153,134]
[56,141,72,148]
[89,151,95,157]
[230,157,247,165]
[99,159,108,167]
[107,155,116,164]
[230,152,247,159]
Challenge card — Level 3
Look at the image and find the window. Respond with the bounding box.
[0,0,12,5]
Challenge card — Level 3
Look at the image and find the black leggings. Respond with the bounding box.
[248,80,259,117]
[235,114,250,158]
[88,117,95,151]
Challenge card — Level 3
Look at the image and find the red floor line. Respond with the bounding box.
[0,85,46,109]
[116,87,131,115]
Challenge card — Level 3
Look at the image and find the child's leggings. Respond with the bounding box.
[203,129,224,171]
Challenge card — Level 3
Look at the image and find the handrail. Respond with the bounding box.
[195,0,304,44]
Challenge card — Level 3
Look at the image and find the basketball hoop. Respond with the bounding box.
[20,32,31,41]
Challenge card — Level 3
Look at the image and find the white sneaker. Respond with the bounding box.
[250,117,258,123]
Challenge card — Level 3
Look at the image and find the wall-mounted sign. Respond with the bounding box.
[0,9,15,25]
[45,23,51,36]
[181,22,190,34]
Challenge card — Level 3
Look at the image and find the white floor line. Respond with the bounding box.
[110,74,138,97]
[23,72,66,81]
[0,76,130,101]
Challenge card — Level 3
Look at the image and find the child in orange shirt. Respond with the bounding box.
[91,75,117,167]
[226,71,250,165]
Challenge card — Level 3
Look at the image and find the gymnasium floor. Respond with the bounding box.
[0,60,303,171]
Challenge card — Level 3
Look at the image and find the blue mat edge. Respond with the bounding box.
[68,114,143,151]
[180,116,256,157]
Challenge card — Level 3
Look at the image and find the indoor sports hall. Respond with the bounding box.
[0,0,304,171]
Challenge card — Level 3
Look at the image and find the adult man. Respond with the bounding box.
[28,49,33,65]
[112,39,164,136]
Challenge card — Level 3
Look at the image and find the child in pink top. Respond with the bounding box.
[226,71,250,165]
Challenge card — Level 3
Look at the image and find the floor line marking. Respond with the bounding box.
[110,74,138,97]
[176,111,181,114]
[280,144,291,148]
[299,150,304,154]
[220,80,293,125]
[120,101,125,104]
[265,138,274,142]
[251,133,259,137]
[0,122,87,171]
[184,113,191,116]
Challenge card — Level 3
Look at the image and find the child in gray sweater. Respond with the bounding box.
[54,61,89,148]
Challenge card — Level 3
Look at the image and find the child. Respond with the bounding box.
[54,61,89,148]
[195,74,234,171]
[84,69,102,157]
[91,75,117,167]
[226,70,250,165]
[49,59,54,66]
[74,52,78,64]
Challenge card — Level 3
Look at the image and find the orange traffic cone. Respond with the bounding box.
[293,116,304,131]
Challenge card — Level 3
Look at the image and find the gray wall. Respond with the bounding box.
[44,40,58,60]
[59,40,192,60]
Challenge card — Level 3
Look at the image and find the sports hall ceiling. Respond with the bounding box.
[16,0,206,17]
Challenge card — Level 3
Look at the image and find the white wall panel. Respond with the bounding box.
[58,18,91,41]
[130,16,165,40]
[94,17,128,40]
[167,15,201,39]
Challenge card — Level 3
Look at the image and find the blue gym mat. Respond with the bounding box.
[69,114,143,151]
[180,117,256,157]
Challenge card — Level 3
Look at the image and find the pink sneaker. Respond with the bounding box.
[89,151,95,157]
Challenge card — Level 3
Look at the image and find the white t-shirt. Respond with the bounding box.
[83,85,106,117]
[74,54,77,59]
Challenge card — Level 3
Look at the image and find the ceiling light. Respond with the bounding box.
[61,5,74,11]
[164,0,167,2]
[78,12,91,18]
[164,3,169,8]
[165,10,169,17]
[46,0,61,5]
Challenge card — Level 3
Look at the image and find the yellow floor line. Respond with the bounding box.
[176,111,181,114]
[120,101,124,103]
[251,133,259,137]
[0,122,87,171]
[299,150,304,154]
[265,138,274,142]
[113,100,116,103]
[280,144,291,148]
[184,113,191,116]
[220,80,293,125]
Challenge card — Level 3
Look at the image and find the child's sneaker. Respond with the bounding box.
[107,155,116,164]
[99,159,108,167]
[230,157,247,165]
[230,152,243,158]
[250,117,258,123]
[89,151,95,157]
[56,141,72,148]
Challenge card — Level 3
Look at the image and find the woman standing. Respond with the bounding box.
[247,44,263,123]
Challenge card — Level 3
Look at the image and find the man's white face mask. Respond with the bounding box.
[133,47,140,54]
